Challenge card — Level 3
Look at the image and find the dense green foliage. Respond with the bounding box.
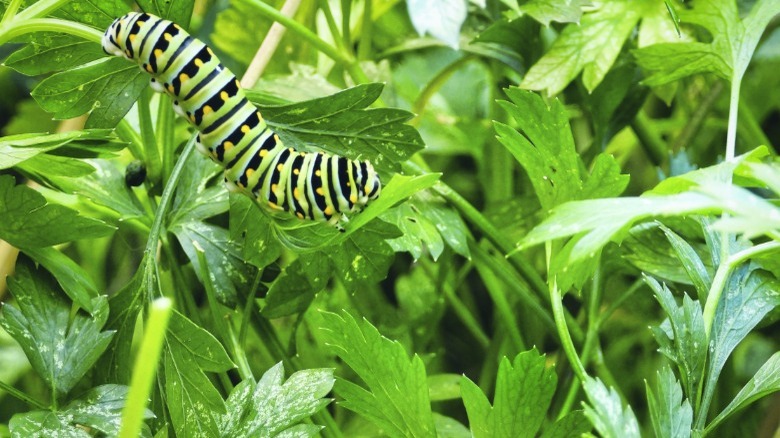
[1,0,779,437]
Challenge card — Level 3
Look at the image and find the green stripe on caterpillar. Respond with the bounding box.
[102,12,381,226]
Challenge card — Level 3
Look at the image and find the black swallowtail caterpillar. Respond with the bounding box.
[102,12,381,226]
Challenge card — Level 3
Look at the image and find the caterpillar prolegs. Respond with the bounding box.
[102,12,381,226]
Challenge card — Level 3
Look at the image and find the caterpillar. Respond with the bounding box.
[102,12,381,226]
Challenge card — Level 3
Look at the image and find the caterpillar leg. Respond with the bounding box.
[149,77,166,93]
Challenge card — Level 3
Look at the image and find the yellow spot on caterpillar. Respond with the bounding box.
[224,141,234,150]
[324,206,334,215]
[173,24,182,29]
[129,34,137,42]
[190,114,196,122]
[194,58,204,67]
[167,84,174,93]
[164,33,173,41]
[258,113,265,121]
[136,21,145,27]
[245,168,254,177]
[154,49,163,58]
[350,194,357,203]
[241,125,250,133]
[220,91,229,101]
[237,181,245,188]
[145,64,153,73]
[315,170,321,177]
[294,188,300,198]
[268,201,278,209]
[296,212,304,219]
[260,149,268,157]
[271,184,278,192]
[202,105,213,115]
[276,163,284,171]
[273,134,280,142]
[299,152,305,157]
[207,47,214,56]
[316,188,324,196]
[179,73,189,82]
[293,169,300,175]
[288,147,294,152]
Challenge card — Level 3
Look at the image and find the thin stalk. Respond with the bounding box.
[356,0,372,60]
[119,298,173,438]
[156,97,176,183]
[631,112,667,167]
[14,0,70,21]
[0,380,47,410]
[0,18,100,45]
[239,0,350,65]
[318,0,347,53]
[472,243,533,349]
[550,278,587,383]
[702,240,780,337]
[114,119,145,162]
[725,79,741,161]
[411,55,475,125]
[137,89,162,185]
[671,81,724,152]
[241,0,302,88]
[1,0,23,24]
[340,0,351,51]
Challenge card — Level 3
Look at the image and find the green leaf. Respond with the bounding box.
[496,87,628,210]
[0,174,115,248]
[171,221,250,307]
[517,0,584,26]
[541,410,591,438]
[645,276,706,401]
[24,246,99,313]
[646,367,693,438]
[407,0,466,48]
[329,220,401,290]
[229,194,282,269]
[258,84,425,174]
[9,411,91,438]
[706,351,780,434]
[582,377,641,438]
[518,192,720,263]
[384,203,444,261]
[168,150,226,226]
[460,349,557,438]
[413,193,470,258]
[95,265,147,385]
[55,160,147,221]
[263,253,331,319]
[635,0,780,85]
[521,0,644,95]
[217,362,334,437]
[0,129,122,170]
[31,57,148,129]
[319,311,437,437]
[164,311,234,438]
[136,0,195,27]
[658,224,712,299]
[4,34,105,76]
[701,266,780,423]
[64,384,154,437]
[16,154,96,180]
[54,0,130,28]
[0,258,114,396]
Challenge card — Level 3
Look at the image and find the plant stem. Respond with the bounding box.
[0,0,23,24]
[550,278,587,383]
[14,0,70,21]
[0,18,100,45]
[0,379,47,410]
[138,89,163,186]
[356,0,372,60]
[702,240,780,337]
[241,0,302,88]
[725,79,741,162]
[631,111,667,167]
[411,55,475,126]
[119,298,173,438]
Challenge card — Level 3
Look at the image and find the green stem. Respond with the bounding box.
[356,0,372,60]
[14,0,70,21]
[631,111,667,167]
[0,379,47,410]
[0,18,100,45]
[114,119,145,162]
[725,78,741,162]
[240,0,350,64]
[0,0,23,24]
[550,276,587,383]
[340,0,351,52]
[702,240,780,337]
[138,89,163,185]
[411,55,475,125]
[119,298,173,438]
[156,95,176,184]
[318,0,346,53]
[671,81,724,153]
